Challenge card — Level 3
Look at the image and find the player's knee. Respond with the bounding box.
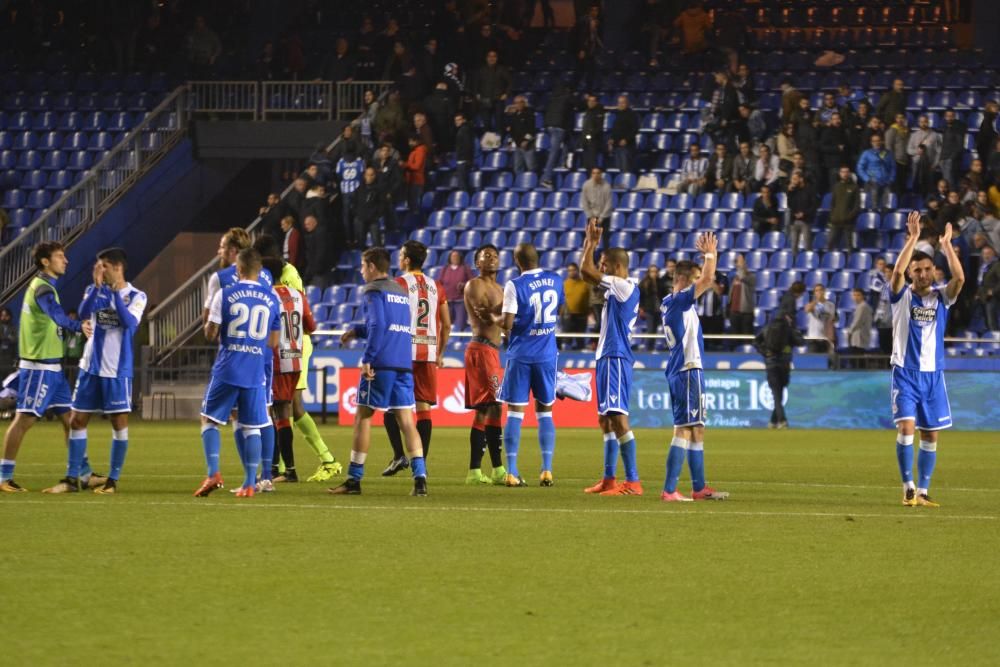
[112,428,129,441]
[919,437,938,450]
[70,414,87,430]
[200,422,218,434]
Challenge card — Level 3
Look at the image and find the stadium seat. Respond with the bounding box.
[518,192,545,212]
[427,211,450,229]
[526,211,551,231]
[477,211,501,230]
[467,191,493,212]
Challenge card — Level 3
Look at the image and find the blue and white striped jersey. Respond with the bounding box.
[204,264,274,309]
[660,285,703,379]
[890,285,955,372]
[337,157,364,194]
[596,276,639,362]
[78,283,147,378]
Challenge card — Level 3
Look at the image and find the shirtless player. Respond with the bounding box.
[463,244,507,484]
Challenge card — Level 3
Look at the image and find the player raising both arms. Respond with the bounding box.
[43,248,146,495]
[660,232,729,502]
[1,242,95,493]
[195,249,280,497]
[495,243,564,487]
[889,212,964,507]
[381,240,450,476]
[462,243,506,485]
[579,220,643,496]
[330,248,428,496]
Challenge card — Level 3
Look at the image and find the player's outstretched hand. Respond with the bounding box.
[940,222,953,247]
[695,231,718,255]
[585,218,602,246]
[92,261,104,286]
[906,210,921,240]
[361,362,375,380]
[340,329,356,345]
[82,320,94,339]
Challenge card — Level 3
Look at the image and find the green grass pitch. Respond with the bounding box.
[2,421,998,665]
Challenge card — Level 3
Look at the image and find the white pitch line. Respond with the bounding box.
[1,499,995,521]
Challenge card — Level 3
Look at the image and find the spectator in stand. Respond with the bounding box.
[907,115,942,196]
[976,100,999,170]
[940,108,968,188]
[286,177,309,221]
[752,184,782,236]
[673,1,712,55]
[505,95,537,175]
[936,190,964,229]
[696,270,728,349]
[875,78,906,126]
[847,101,874,162]
[751,143,780,192]
[279,215,303,270]
[817,92,840,126]
[330,124,363,165]
[259,192,284,240]
[867,257,887,309]
[358,89,379,152]
[375,89,407,149]
[706,143,733,193]
[777,281,806,320]
[856,134,895,212]
[354,167,384,248]
[805,284,836,354]
[453,112,475,192]
[641,0,671,68]
[965,158,987,195]
[978,245,1000,330]
[819,112,850,192]
[785,170,817,255]
[828,166,860,251]
[404,134,428,216]
[609,95,639,177]
[301,215,327,286]
[336,149,364,248]
[541,83,574,188]
[728,254,756,335]
[324,37,356,83]
[472,50,511,132]
[779,80,804,122]
[562,262,590,350]
[185,15,222,79]
[638,264,669,350]
[732,63,756,107]
[730,140,755,195]
[874,262,894,354]
[678,143,709,195]
[572,4,603,90]
[0,307,16,375]
[582,167,612,238]
[413,113,435,160]
[703,70,738,146]
[423,83,455,154]
[375,143,403,236]
[776,122,798,177]
[845,288,873,358]
[256,41,279,81]
[884,113,911,194]
[303,183,332,230]
[588,280,605,349]
[580,94,605,171]
[439,250,475,332]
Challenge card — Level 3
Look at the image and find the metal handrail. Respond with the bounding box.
[335,81,394,119]
[261,81,333,120]
[187,81,259,119]
[0,85,189,306]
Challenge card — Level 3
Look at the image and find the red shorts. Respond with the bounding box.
[464,341,502,409]
[412,361,438,405]
[272,371,300,403]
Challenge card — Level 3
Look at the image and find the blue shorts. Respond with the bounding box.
[499,359,556,406]
[357,369,415,411]
[891,366,952,431]
[71,371,133,414]
[667,368,705,427]
[201,377,270,428]
[16,367,72,418]
[596,357,631,415]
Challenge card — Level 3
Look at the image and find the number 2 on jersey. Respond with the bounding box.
[416,297,430,329]
[227,303,271,341]
[529,289,559,325]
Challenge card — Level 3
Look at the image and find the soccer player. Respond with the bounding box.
[889,212,964,507]
[381,240,450,476]
[462,243,506,485]
[660,232,729,502]
[495,243,564,487]
[195,249,280,498]
[1,242,95,493]
[258,254,317,493]
[330,248,428,496]
[578,220,643,496]
[43,248,146,495]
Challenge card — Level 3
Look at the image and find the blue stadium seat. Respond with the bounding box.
[830,272,855,291]
[804,269,828,288]
[526,211,550,230]
[718,251,738,272]
[88,132,114,152]
[444,191,469,211]
[821,251,846,270]
[848,253,872,271]
[692,193,717,212]
[64,132,89,151]
[703,211,726,230]
[32,111,56,131]
[25,190,50,210]
[837,291,856,312]
[485,172,513,192]
[432,229,457,248]
[477,211,502,230]
[542,192,569,212]
[761,231,786,250]
[718,192,743,211]
[410,228,434,246]
[453,210,476,228]
[17,151,41,170]
[23,170,47,190]
[855,212,880,232]
[427,211,450,229]
[331,304,355,324]
[676,212,700,230]
[734,231,759,251]
[483,231,506,248]
[551,210,576,230]
[794,251,819,269]
[662,232,683,249]
[625,212,650,230]
[539,250,563,270]
[493,191,518,211]
[559,172,586,192]
[468,191,493,212]
[456,230,481,250]
[481,151,508,172]
[13,131,36,151]
[512,173,538,192]
[518,191,545,212]
[756,269,775,290]
[645,251,666,268]
[727,212,752,231]
[758,289,781,311]
[501,212,526,231]
[37,131,61,151]
[768,249,792,270]
[667,193,692,212]
[534,230,557,250]
[609,212,629,233]
[776,270,803,289]
[881,211,906,232]
[613,173,637,191]
[2,189,24,209]
[305,286,321,306]
[83,112,108,131]
[642,192,670,213]
[0,151,15,170]
[498,267,519,284]
[617,191,642,212]
[650,212,673,230]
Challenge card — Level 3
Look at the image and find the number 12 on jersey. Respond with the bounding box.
[529,289,559,324]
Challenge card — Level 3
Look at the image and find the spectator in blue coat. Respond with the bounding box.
[856,134,896,212]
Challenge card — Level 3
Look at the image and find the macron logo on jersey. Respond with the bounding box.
[386,294,408,305]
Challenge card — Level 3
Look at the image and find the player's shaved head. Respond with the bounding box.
[222,227,252,251]
[401,240,428,270]
[253,233,281,259]
[514,243,538,270]
[602,247,629,275]
[362,247,391,273]
[236,248,262,279]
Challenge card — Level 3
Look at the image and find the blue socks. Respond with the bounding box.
[896,434,914,484]
[234,423,246,465]
[619,431,639,483]
[242,430,261,488]
[602,431,619,478]
[917,440,937,492]
[663,437,689,493]
[0,459,14,482]
[201,424,221,477]
[109,428,129,481]
[348,450,366,481]
[537,412,555,472]
[260,424,275,481]
[688,441,705,492]
[504,412,524,477]
[411,456,427,478]
[67,429,88,479]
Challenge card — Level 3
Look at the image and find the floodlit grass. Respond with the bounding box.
[2,422,998,665]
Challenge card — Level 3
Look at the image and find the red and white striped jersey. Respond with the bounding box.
[396,272,446,362]
[272,285,316,373]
